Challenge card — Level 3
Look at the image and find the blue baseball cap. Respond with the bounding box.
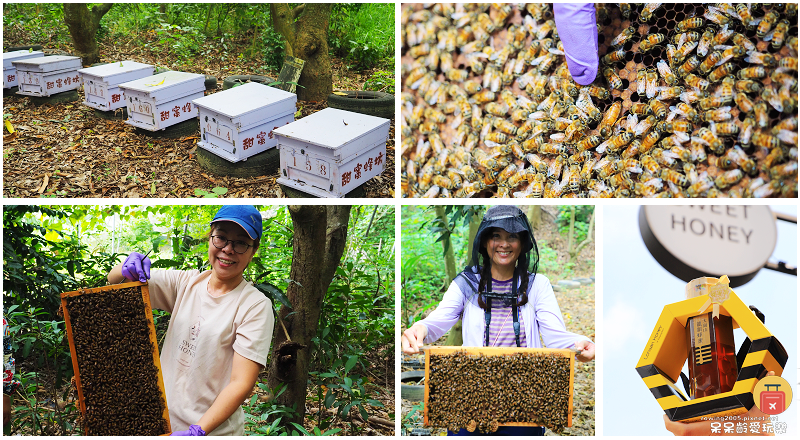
[211,205,263,241]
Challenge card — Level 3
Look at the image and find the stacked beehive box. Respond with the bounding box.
[119,71,204,131]
[77,61,154,112]
[3,50,44,89]
[13,55,81,97]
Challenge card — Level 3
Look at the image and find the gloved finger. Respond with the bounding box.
[553,3,599,86]
[132,257,146,283]
[142,257,152,280]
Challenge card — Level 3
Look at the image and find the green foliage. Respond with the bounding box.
[149,22,205,60]
[243,383,306,436]
[315,355,384,434]
[363,70,395,94]
[260,26,286,71]
[2,3,70,47]
[402,402,425,435]
[557,206,594,244]
[194,187,228,198]
[329,3,395,70]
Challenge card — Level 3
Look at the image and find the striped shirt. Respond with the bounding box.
[484,278,527,347]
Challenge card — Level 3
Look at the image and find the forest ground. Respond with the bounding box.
[3,30,394,198]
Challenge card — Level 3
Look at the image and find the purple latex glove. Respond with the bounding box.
[121,252,151,283]
[553,3,599,86]
[170,425,207,436]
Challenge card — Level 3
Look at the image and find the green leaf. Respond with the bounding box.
[255,282,291,308]
[324,390,335,408]
[344,355,358,373]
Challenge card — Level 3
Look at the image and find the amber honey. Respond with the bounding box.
[685,313,738,399]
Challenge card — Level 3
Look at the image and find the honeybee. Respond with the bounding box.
[752,131,780,150]
[698,51,724,75]
[761,87,785,113]
[583,85,610,101]
[465,52,486,75]
[658,86,684,101]
[690,138,708,163]
[753,102,769,128]
[629,102,651,116]
[735,79,761,94]
[687,178,714,197]
[510,108,529,123]
[648,98,668,119]
[636,67,647,96]
[575,91,601,122]
[655,60,677,86]
[472,89,495,104]
[738,66,766,80]
[472,148,499,170]
[762,145,785,170]
[423,107,446,124]
[639,33,666,53]
[672,102,700,123]
[640,3,663,22]
[697,28,716,57]
[539,142,567,155]
[598,132,633,154]
[641,130,663,152]
[735,4,754,27]
[419,119,439,135]
[547,154,565,180]
[634,115,658,137]
[567,164,581,193]
[492,3,513,27]
[680,89,707,104]
[676,17,704,33]
[676,55,700,78]
[768,19,790,50]
[529,173,545,198]
[619,3,632,19]
[729,145,757,176]
[496,163,518,186]
[770,162,798,180]
[711,121,739,137]
[509,24,527,50]
[703,7,730,26]
[713,24,735,46]
[660,168,689,187]
[707,62,736,83]
[611,26,636,47]
[485,131,510,145]
[460,164,479,181]
[525,153,548,174]
[640,154,660,175]
[737,116,755,147]
[643,68,658,99]
[408,43,431,59]
[598,101,622,137]
[651,147,679,166]
[454,181,485,198]
[695,127,724,154]
[485,102,510,117]
[704,106,732,122]
[675,40,699,65]
[658,120,692,135]
[602,47,627,65]
[744,51,776,67]
[603,67,623,90]
[574,134,602,152]
[608,172,634,189]
[680,73,708,91]
[756,10,780,39]
[715,169,743,189]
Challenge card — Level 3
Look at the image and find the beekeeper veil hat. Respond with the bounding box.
[469,205,538,272]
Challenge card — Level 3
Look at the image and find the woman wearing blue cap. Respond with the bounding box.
[108,205,273,436]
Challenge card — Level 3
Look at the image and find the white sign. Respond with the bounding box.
[640,206,777,284]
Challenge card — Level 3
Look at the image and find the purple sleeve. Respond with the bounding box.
[553,3,599,86]
[533,278,592,349]
[419,281,466,344]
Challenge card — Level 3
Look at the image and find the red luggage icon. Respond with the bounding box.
[761,384,786,415]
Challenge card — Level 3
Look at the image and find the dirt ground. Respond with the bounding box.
[3,31,394,198]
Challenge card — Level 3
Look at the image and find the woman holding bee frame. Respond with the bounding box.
[108,205,273,436]
[402,205,595,436]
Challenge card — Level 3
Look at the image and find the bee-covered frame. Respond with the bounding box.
[423,346,575,428]
[635,289,787,423]
[61,281,171,434]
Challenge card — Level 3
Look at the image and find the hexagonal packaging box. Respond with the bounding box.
[192,82,297,163]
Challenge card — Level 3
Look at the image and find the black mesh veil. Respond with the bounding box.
[458,205,540,308]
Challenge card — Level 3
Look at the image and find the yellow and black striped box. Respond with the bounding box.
[635,289,788,423]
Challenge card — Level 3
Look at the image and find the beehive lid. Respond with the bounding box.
[3,50,44,69]
[273,108,390,151]
[12,55,81,72]
[119,70,204,94]
[193,82,296,118]
[77,60,153,81]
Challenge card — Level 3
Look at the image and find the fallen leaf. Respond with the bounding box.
[4,120,15,134]
[37,174,50,194]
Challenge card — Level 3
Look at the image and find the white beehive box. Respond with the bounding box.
[275,108,390,197]
[78,61,154,111]
[192,82,297,163]
[119,71,204,131]
[13,55,82,97]
[3,50,44,88]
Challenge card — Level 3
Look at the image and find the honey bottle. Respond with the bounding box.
[685,312,738,399]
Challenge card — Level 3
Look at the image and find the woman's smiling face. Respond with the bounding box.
[208,221,255,282]
[483,228,522,277]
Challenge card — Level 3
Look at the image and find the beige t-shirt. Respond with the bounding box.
[148,269,274,436]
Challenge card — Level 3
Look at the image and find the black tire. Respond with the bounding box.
[204,75,217,91]
[3,87,19,97]
[29,90,80,106]
[5,45,44,52]
[94,107,128,120]
[222,75,276,90]
[401,370,425,402]
[135,117,199,139]
[327,91,394,119]
[196,146,281,178]
[279,181,367,198]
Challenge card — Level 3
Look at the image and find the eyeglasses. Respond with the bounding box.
[210,235,254,254]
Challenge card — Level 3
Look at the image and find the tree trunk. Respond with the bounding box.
[271,3,332,102]
[434,206,457,282]
[267,205,350,426]
[63,3,113,65]
[527,205,542,230]
[573,208,595,257]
